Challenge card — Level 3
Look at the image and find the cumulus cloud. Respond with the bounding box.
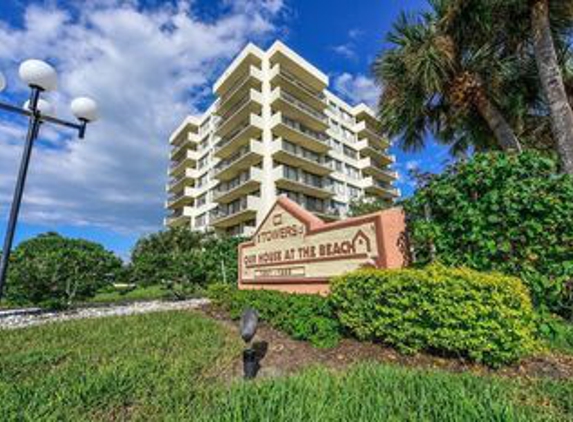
[332,72,380,109]
[0,0,284,235]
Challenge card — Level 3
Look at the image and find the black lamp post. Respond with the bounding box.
[0,59,98,300]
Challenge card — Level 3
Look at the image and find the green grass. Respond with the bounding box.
[0,311,241,421]
[88,285,169,305]
[1,311,572,421]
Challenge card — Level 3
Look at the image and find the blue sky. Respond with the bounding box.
[0,0,449,259]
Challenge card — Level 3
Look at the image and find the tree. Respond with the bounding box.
[129,227,244,298]
[373,10,523,155]
[530,0,573,174]
[404,152,573,317]
[436,0,573,172]
[6,233,122,308]
[348,196,392,217]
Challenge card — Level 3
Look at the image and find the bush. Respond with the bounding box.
[129,228,243,298]
[6,233,122,309]
[404,152,573,317]
[330,265,537,367]
[208,284,341,348]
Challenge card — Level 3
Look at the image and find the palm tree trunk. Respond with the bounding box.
[531,0,573,174]
[475,96,523,152]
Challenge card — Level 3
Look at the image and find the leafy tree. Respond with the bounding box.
[348,196,392,217]
[404,152,573,317]
[129,227,204,288]
[6,232,122,308]
[129,227,244,298]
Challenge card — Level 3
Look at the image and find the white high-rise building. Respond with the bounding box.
[166,41,399,236]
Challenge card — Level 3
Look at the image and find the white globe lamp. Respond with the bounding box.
[23,98,55,117]
[18,59,57,91]
[71,97,98,122]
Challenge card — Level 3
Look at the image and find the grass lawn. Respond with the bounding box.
[1,311,572,421]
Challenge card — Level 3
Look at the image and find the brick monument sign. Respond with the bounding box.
[238,197,408,294]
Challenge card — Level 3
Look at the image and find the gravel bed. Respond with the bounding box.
[0,299,210,330]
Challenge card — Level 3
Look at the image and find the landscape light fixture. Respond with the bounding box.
[0,59,98,300]
[240,308,259,379]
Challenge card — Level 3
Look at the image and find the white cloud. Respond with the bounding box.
[332,72,380,109]
[0,0,284,235]
[331,44,356,60]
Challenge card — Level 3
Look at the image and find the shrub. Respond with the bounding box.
[330,265,537,367]
[129,228,243,298]
[404,152,573,317]
[208,284,341,348]
[6,232,122,309]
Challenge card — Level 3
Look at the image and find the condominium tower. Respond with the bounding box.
[166,41,399,236]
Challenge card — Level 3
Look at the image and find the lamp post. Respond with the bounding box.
[0,59,98,300]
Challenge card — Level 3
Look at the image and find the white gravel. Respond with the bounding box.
[0,299,210,330]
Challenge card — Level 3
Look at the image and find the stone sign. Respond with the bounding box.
[238,197,408,294]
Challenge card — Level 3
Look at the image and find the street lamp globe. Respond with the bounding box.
[0,72,5,92]
[18,59,57,91]
[71,97,98,122]
[24,98,55,117]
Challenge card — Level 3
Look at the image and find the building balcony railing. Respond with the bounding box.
[282,116,328,143]
[275,89,328,124]
[216,66,262,109]
[210,195,259,226]
[274,165,334,199]
[213,168,262,203]
[214,92,262,138]
[271,140,331,176]
[214,140,263,180]
[279,67,326,101]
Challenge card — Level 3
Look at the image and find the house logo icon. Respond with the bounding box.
[351,229,372,253]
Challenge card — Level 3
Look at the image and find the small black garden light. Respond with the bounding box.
[240,308,259,379]
[0,59,98,300]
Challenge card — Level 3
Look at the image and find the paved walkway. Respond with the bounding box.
[0,299,210,330]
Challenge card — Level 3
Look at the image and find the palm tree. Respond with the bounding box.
[530,0,573,174]
[374,11,522,154]
[436,0,573,173]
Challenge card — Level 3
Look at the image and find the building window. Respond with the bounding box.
[195,213,206,228]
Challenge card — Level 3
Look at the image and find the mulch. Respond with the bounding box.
[198,304,573,382]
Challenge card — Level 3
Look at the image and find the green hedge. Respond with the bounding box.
[404,152,573,317]
[208,285,341,348]
[330,265,537,367]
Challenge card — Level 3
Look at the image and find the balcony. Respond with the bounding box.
[270,64,326,112]
[170,139,198,161]
[213,167,263,203]
[273,165,334,199]
[356,139,395,165]
[214,49,263,96]
[363,177,400,199]
[214,89,263,138]
[271,88,328,132]
[169,116,199,146]
[214,140,264,181]
[210,195,260,228]
[354,121,390,148]
[215,114,264,159]
[359,157,398,183]
[270,112,329,153]
[167,168,197,194]
[271,140,331,176]
[169,150,200,177]
[165,206,193,228]
[166,187,195,209]
[269,46,328,92]
[215,66,263,116]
